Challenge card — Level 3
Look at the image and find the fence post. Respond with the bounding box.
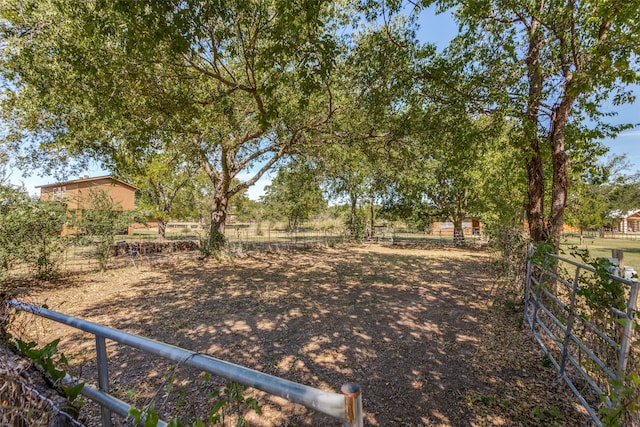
[524,245,534,317]
[612,249,625,275]
[618,280,639,375]
[525,245,539,330]
[341,383,363,427]
[96,335,113,427]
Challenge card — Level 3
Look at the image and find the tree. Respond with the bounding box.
[388,111,502,245]
[606,173,640,218]
[126,151,200,240]
[0,184,29,278]
[75,189,136,271]
[261,162,327,230]
[563,155,640,239]
[474,120,528,234]
[313,19,422,238]
[1,0,339,254]
[0,186,69,280]
[423,0,640,246]
[565,184,609,239]
[229,191,263,223]
[318,145,370,238]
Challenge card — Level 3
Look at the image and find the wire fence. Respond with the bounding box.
[562,231,640,241]
[2,223,487,281]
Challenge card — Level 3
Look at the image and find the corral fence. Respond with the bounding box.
[6,299,363,427]
[524,247,639,425]
[563,231,640,241]
[222,224,485,249]
[2,223,485,280]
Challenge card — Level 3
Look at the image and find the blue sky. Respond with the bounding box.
[7,6,640,198]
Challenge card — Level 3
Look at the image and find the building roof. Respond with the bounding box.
[36,175,138,191]
[609,209,640,219]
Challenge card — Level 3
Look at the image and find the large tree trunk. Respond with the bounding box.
[453,218,465,246]
[207,193,228,254]
[369,194,375,240]
[524,9,547,244]
[157,219,168,240]
[526,149,547,243]
[548,97,574,248]
[349,190,359,238]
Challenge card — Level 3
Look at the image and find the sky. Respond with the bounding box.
[6,6,640,199]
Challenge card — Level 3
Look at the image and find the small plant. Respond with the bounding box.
[0,188,70,279]
[541,354,554,368]
[530,241,556,267]
[469,392,497,405]
[205,380,261,426]
[199,229,227,260]
[160,377,262,427]
[11,337,84,401]
[128,404,161,427]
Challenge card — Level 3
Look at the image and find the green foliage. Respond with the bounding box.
[0,185,69,280]
[204,381,261,427]
[564,156,635,234]
[11,337,84,402]
[570,248,626,312]
[62,382,85,402]
[262,162,327,231]
[599,370,640,426]
[74,189,137,271]
[531,247,639,424]
[199,230,226,260]
[344,208,366,240]
[565,186,609,234]
[127,152,201,239]
[14,338,66,382]
[128,404,160,427]
[530,241,556,267]
[607,172,640,217]
[574,249,640,424]
[139,379,261,427]
[0,0,339,238]
[429,0,640,243]
[230,194,263,223]
[386,113,508,244]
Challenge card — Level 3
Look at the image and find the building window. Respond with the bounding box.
[52,186,66,201]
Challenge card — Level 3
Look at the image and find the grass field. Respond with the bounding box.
[560,235,640,270]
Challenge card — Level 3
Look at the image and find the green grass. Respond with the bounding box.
[560,235,640,270]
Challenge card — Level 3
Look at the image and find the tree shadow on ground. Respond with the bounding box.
[17,246,591,426]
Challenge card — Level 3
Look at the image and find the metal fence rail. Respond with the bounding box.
[8,299,363,427]
[524,250,639,426]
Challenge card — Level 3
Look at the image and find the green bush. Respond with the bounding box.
[74,189,137,271]
[0,186,70,280]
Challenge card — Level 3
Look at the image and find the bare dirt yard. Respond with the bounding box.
[9,244,591,426]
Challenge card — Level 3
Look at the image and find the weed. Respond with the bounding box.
[10,337,84,402]
[541,354,554,368]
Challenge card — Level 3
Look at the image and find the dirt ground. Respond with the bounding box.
[9,244,592,426]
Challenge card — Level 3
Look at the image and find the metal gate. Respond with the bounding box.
[7,299,363,427]
[524,249,638,425]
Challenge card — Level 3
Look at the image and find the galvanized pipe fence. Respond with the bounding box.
[7,299,363,427]
[524,249,639,426]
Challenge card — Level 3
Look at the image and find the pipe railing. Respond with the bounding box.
[8,299,363,427]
